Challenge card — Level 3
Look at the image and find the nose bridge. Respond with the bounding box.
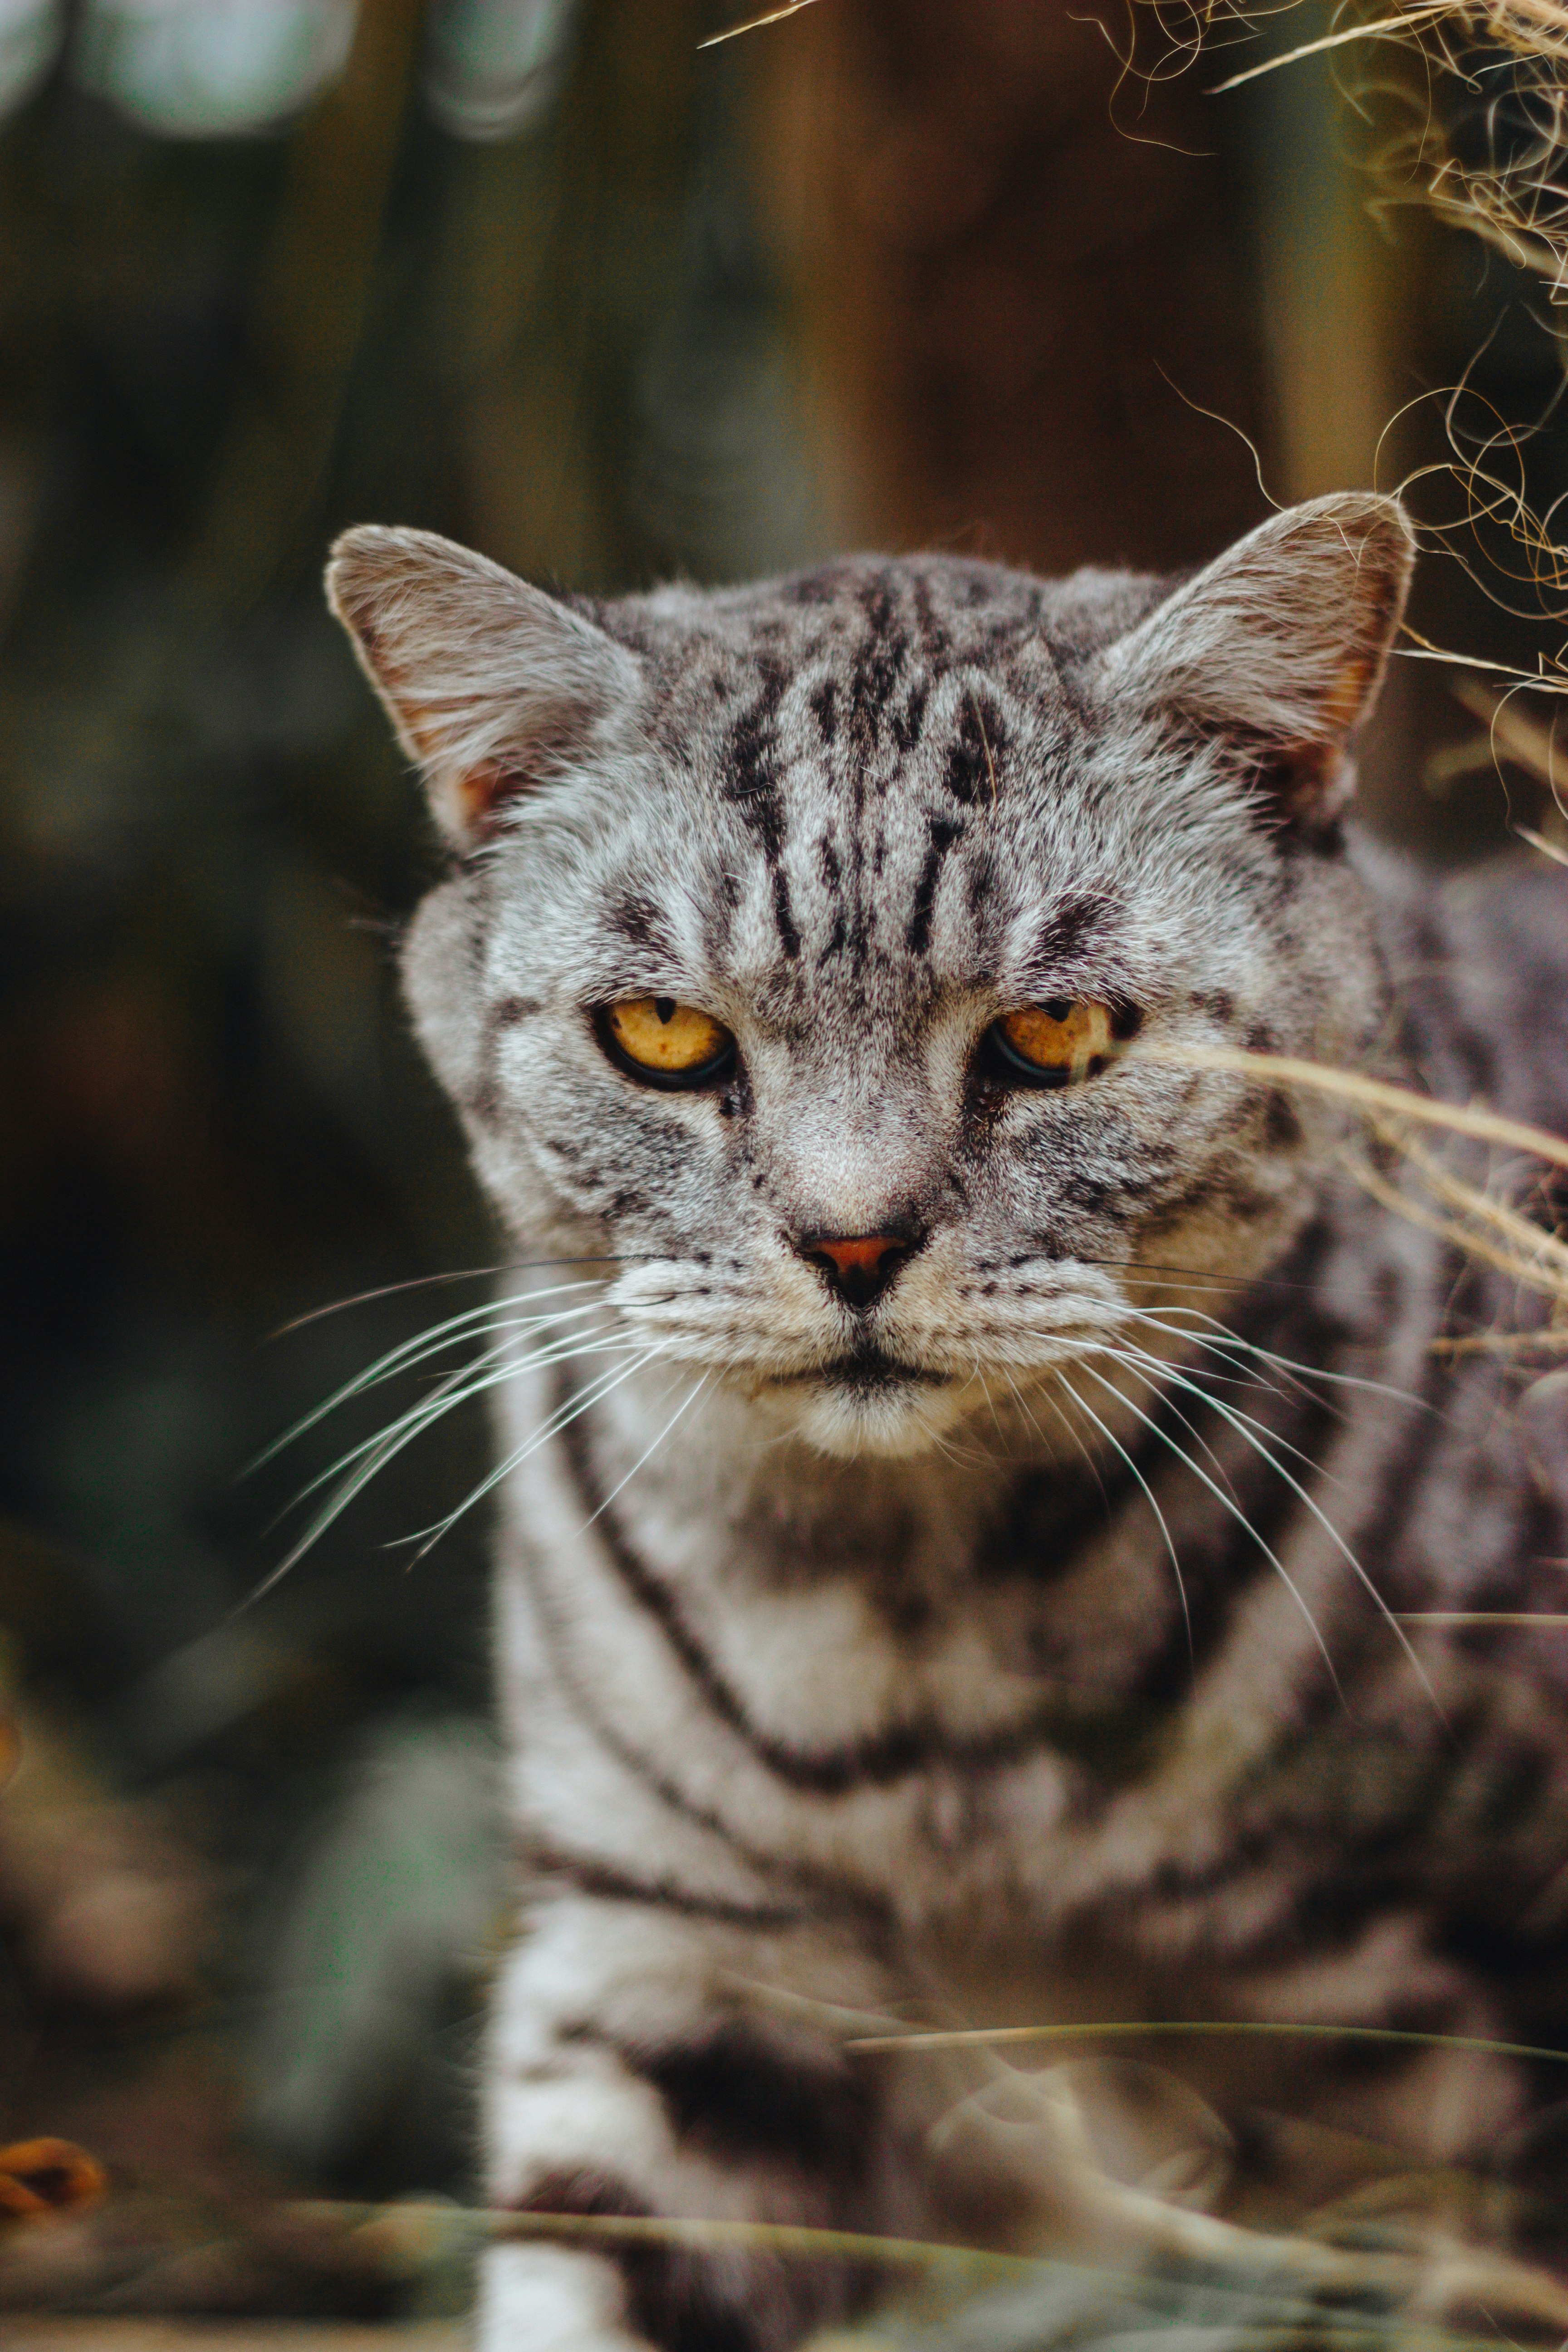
[760,1054,940,1240]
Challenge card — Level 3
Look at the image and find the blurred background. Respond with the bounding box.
[0,0,1565,2318]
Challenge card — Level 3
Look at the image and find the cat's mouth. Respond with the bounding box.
[776,1348,948,1392]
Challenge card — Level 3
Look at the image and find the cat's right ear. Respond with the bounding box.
[325,527,642,849]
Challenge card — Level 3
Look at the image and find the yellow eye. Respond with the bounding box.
[602,996,735,1084]
[991,999,1116,1087]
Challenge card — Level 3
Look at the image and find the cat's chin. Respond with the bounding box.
[751,1366,973,1459]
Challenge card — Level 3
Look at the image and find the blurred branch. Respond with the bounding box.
[699,0,823,49]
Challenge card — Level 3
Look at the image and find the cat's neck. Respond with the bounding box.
[564,1348,1180,1601]
[597,1368,1028,1549]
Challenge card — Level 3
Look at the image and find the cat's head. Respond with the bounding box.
[327,497,1413,1459]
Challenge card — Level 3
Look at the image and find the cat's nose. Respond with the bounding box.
[799,1232,916,1311]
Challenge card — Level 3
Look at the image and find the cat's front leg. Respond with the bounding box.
[478,1880,903,2352]
[479,2239,637,2352]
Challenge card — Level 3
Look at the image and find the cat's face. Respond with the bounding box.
[329,499,1413,1458]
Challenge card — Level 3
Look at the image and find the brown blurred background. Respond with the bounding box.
[0,0,1562,2314]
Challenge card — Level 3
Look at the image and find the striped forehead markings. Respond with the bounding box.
[704,571,1067,972]
[847,573,911,758]
[722,653,808,963]
[907,817,965,956]
[722,650,788,857]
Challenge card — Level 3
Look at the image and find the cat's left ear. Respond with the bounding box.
[326,526,643,848]
[1100,492,1416,828]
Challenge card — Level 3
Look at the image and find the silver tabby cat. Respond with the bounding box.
[325,495,1568,2352]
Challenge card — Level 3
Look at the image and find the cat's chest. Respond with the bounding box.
[507,1363,1457,1937]
[618,1445,1207,1740]
[513,1431,1257,1911]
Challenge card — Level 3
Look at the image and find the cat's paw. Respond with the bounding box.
[475,2243,653,2352]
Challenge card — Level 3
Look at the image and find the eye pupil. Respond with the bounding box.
[655,998,676,1024]
[1043,998,1073,1022]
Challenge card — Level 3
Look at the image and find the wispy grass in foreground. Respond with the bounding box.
[1127,1039,1568,1369]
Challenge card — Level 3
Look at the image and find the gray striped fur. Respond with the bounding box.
[325,497,1568,2351]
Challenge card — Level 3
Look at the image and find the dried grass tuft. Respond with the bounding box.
[1143,0,1568,290]
[1127,1039,1568,1362]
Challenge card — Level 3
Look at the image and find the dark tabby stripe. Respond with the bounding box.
[524,1841,806,1930]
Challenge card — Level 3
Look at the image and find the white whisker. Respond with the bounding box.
[997,1365,1054,1457]
[269,1257,626,1337]
[251,1280,611,1469]
[1092,1348,1248,1512]
[1126,1305,1424,1413]
[1058,1372,1193,1667]
[247,1324,637,1604]
[975,1369,1011,1449]
[1112,1345,1439,1711]
[287,1325,627,1507]
[1031,1373,1117,1514]
[578,1372,710,1532]
[405,1348,671,1563]
[1077,1361,1346,1703]
[1117,1345,1326,1487]
[1119,1307,1320,1408]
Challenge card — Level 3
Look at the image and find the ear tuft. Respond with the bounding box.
[325,526,642,848]
[1101,492,1416,828]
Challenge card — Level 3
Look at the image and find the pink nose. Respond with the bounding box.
[800,1232,915,1310]
[809,1235,906,1279]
